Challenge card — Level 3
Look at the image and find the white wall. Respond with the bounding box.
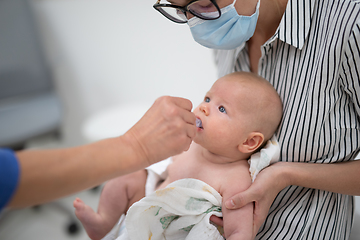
[31,0,217,145]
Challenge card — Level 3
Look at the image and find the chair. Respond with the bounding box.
[0,0,61,149]
[0,0,79,234]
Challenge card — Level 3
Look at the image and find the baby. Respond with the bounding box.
[73,72,283,240]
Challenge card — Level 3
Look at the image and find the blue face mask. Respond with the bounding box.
[188,1,260,50]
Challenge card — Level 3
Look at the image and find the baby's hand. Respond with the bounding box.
[210,215,223,227]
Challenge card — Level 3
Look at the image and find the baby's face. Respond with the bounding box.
[193,76,256,157]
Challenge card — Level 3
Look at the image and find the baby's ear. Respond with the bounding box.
[238,132,264,153]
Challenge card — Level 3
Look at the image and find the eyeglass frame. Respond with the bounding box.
[153,0,221,24]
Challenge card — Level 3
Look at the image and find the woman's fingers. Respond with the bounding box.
[125,96,196,165]
[225,188,255,210]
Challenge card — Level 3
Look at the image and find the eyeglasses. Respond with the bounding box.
[153,0,221,24]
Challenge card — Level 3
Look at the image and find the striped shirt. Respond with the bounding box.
[215,0,360,239]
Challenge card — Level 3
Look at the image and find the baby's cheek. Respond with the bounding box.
[192,107,200,114]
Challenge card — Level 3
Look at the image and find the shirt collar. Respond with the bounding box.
[269,0,316,49]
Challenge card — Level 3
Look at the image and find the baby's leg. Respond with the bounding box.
[73,170,147,240]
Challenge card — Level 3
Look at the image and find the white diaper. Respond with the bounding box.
[126,178,224,240]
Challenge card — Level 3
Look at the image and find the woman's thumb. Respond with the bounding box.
[225,191,252,209]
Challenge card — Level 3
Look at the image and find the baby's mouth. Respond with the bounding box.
[196,118,203,129]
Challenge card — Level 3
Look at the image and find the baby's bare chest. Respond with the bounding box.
[166,156,228,192]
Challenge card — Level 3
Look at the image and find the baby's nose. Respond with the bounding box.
[199,104,209,116]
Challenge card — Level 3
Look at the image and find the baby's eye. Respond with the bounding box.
[204,97,210,103]
[219,106,226,113]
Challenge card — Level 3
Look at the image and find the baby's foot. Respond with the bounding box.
[73,198,109,240]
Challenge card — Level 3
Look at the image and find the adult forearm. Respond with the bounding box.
[7,96,196,209]
[223,159,360,234]
[281,160,360,195]
[9,135,145,208]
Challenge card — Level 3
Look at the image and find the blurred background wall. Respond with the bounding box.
[31,0,217,146]
[0,1,217,238]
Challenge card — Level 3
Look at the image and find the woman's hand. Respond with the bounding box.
[224,162,291,236]
[125,96,197,166]
[11,96,196,209]
[222,159,360,235]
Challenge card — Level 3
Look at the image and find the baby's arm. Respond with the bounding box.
[220,161,254,240]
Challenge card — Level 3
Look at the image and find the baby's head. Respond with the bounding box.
[193,72,282,160]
